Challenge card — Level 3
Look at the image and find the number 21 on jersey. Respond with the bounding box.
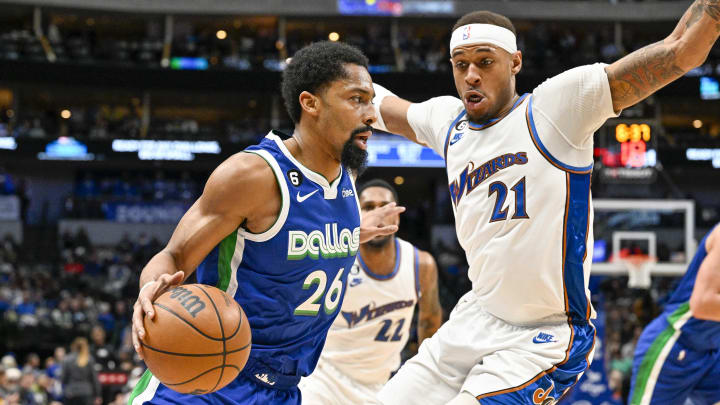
[488,177,529,222]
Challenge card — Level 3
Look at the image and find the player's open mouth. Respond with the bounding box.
[464,91,485,110]
[354,133,370,150]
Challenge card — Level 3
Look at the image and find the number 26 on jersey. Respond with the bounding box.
[294,268,344,316]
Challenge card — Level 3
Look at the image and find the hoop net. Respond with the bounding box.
[619,254,657,289]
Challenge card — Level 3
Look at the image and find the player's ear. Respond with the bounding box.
[299,91,320,117]
[511,51,522,75]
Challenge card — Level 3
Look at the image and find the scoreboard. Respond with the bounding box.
[594,121,659,183]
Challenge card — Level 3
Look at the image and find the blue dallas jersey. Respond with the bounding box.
[662,225,720,350]
[196,131,361,379]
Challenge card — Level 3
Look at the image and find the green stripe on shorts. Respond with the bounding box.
[630,303,689,405]
[217,230,238,292]
[127,369,153,405]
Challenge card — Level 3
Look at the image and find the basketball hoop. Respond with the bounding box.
[619,254,656,289]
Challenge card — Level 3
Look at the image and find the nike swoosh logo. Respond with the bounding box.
[532,337,557,344]
[296,190,318,203]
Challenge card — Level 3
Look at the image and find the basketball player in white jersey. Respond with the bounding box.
[299,179,442,404]
[370,3,720,404]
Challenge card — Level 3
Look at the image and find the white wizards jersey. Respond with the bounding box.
[407,64,618,326]
[316,237,420,385]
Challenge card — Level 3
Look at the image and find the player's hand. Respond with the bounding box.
[359,202,405,243]
[131,270,184,359]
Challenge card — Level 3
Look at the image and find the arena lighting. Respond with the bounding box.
[693,119,703,129]
[328,32,340,41]
[170,57,209,70]
[60,109,71,119]
[366,136,444,168]
[37,137,94,160]
[0,137,17,150]
[700,76,720,100]
[394,176,404,185]
[111,139,221,161]
[216,30,227,40]
[686,148,720,168]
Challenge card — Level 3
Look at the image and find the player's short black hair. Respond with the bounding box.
[452,11,516,35]
[281,41,369,124]
[358,179,399,204]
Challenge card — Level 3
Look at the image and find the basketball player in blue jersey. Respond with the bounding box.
[299,179,443,404]
[126,41,404,405]
[629,224,720,405]
[368,2,720,404]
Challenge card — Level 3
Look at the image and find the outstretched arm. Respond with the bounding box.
[689,225,720,321]
[606,0,720,112]
[417,250,442,343]
[372,83,422,144]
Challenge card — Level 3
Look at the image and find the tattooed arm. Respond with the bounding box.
[417,250,442,343]
[606,0,720,112]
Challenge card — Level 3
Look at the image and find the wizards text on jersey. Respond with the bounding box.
[448,152,528,207]
[341,299,415,328]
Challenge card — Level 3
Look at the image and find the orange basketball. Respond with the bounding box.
[141,283,251,395]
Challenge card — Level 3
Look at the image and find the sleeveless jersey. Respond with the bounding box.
[662,225,720,350]
[408,79,618,325]
[195,131,362,378]
[316,238,420,384]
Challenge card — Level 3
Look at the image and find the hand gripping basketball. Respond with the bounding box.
[132,270,185,359]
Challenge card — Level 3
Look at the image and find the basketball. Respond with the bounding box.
[141,284,252,395]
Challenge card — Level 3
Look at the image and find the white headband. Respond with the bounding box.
[450,24,517,56]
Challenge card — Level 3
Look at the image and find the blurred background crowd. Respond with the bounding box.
[1,0,719,403]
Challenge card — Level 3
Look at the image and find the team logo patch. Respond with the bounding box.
[342,188,354,198]
[532,381,556,404]
[254,373,277,386]
[287,169,303,186]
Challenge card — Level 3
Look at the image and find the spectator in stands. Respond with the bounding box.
[21,353,40,375]
[46,347,65,381]
[61,337,101,405]
[89,324,116,371]
[0,166,15,195]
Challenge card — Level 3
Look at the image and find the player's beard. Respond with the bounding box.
[341,126,370,173]
[365,234,392,248]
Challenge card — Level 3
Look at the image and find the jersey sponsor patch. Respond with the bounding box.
[287,224,360,260]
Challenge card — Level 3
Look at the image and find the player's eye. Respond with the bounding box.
[455,61,468,70]
[481,59,494,66]
[351,96,362,103]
